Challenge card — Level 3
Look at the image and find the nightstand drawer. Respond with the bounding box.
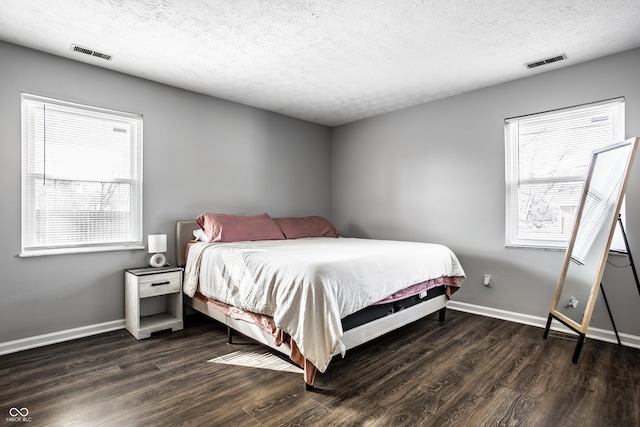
[139,271,181,298]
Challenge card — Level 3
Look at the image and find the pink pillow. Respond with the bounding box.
[273,216,340,239]
[195,213,285,242]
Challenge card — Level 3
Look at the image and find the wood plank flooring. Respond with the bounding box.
[1,310,639,426]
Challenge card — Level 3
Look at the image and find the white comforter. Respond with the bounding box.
[183,237,465,372]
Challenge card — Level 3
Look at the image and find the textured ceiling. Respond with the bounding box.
[1,0,639,126]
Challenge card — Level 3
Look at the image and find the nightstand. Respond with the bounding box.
[124,266,184,339]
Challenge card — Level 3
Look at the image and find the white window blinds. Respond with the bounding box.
[21,94,143,256]
[504,98,625,250]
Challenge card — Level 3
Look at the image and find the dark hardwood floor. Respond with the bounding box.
[1,310,639,426]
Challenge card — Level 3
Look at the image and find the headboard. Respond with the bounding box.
[176,220,200,267]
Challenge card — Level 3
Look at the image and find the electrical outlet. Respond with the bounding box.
[565,296,579,308]
[483,274,492,286]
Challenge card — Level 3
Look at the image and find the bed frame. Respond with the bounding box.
[176,220,448,390]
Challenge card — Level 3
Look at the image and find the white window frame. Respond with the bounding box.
[505,98,625,251]
[21,93,144,256]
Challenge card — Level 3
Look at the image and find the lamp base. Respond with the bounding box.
[149,253,167,268]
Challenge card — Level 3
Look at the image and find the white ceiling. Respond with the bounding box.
[1,1,639,126]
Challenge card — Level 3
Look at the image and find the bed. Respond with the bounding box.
[177,214,465,390]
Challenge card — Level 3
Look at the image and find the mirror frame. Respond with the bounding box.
[545,137,638,361]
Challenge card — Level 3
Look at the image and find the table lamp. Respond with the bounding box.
[148,234,167,267]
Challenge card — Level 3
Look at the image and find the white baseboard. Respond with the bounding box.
[0,319,125,356]
[3,302,640,357]
[448,301,640,349]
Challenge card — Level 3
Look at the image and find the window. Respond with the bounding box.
[505,98,625,250]
[21,94,143,256]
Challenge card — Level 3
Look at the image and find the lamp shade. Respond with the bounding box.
[148,234,167,254]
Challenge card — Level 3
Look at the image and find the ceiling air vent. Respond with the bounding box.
[526,54,566,69]
[71,44,112,61]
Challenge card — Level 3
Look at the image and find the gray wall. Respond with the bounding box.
[332,47,640,337]
[0,41,332,343]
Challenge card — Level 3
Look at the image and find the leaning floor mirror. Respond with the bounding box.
[544,137,638,362]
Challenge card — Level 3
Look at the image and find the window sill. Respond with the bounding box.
[505,244,565,252]
[19,245,145,258]
[505,244,628,256]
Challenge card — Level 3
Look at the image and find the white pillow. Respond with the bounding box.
[192,228,208,242]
